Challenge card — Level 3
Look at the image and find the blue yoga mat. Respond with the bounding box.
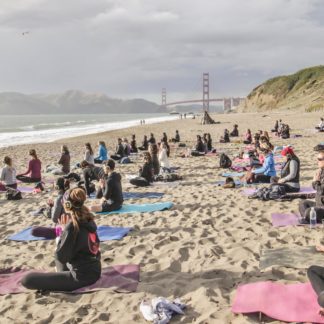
[98,202,173,215]
[221,172,244,177]
[90,192,164,200]
[123,192,164,199]
[7,226,132,242]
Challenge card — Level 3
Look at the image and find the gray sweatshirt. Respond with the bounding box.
[0,166,16,185]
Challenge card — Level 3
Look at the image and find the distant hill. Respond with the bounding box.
[0,90,164,115]
[239,66,324,112]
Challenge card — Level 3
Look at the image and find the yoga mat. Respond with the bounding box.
[98,202,173,215]
[232,281,324,323]
[8,226,132,242]
[221,172,244,177]
[90,192,164,200]
[243,186,316,196]
[0,186,34,193]
[0,265,139,295]
[271,213,300,227]
[260,246,324,270]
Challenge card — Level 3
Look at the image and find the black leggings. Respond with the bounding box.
[16,175,41,183]
[308,265,324,307]
[254,174,271,183]
[102,201,122,212]
[130,177,150,187]
[94,158,104,164]
[21,260,99,292]
[299,200,324,222]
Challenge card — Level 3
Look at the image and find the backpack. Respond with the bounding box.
[252,185,286,201]
[219,153,232,168]
[6,188,22,200]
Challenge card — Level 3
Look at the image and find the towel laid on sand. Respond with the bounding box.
[221,172,244,177]
[90,192,164,200]
[232,281,324,323]
[0,264,139,295]
[7,226,132,242]
[97,202,173,215]
[260,246,324,270]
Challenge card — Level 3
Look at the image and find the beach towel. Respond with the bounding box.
[232,281,324,323]
[7,226,132,242]
[98,202,173,215]
[90,192,164,200]
[221,172,244,177]
[260,246,324,270]
[0,264,139,295]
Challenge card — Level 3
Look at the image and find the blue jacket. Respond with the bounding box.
[252,153,276,176]
[96,145,108,161]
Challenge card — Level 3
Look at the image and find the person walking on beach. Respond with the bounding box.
[16,149,41,183]
[21,188,101,292]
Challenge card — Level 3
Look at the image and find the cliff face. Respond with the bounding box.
[239,66,324,112]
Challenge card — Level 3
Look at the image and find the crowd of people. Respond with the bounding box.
[2,117,324,318]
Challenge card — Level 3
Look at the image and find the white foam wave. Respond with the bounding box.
[0,115,178,148]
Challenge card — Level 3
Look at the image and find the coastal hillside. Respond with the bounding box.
[239,66,324,112]
[0,90,164,115]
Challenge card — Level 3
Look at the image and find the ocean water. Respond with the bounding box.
[0,114,177,148]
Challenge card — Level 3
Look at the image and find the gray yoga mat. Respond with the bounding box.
[260,246,324,270]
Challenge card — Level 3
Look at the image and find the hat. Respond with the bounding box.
[281,147,294,156]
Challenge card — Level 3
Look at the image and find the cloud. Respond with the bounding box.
[0,0,323,101]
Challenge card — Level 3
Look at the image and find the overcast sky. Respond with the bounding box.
[0,0,323,103]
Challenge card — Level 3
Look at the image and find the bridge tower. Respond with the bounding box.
[161,88,167,107]
[202,73,209,112]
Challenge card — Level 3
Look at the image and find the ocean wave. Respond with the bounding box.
[0,115,178,148]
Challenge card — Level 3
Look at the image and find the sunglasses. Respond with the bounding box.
[318,158,324,161]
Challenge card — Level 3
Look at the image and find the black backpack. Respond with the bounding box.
[6,188,22,200]
[252,185,286,201]
[219,153,232,168]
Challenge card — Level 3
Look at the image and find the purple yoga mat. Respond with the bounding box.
[0,265,139,295]
[0,186,34,193]
[243,186,316,196]
[271,213,300,227]
[232,281,324,323]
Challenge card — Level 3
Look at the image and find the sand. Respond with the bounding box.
[0,111,324,323]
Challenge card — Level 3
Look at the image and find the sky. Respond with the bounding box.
[0,0,323,103]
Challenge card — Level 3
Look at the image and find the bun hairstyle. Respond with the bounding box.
[105,159,115,170]
[62,145,69,154]
[63,187,94,234]
[29,149,38,159]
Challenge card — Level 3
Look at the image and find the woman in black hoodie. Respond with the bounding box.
[130,153,154,187]
[91,159,123,213]
[21,188,101,291]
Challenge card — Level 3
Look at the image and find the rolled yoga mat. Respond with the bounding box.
[97,202,173,215]
[0,264,140,295]
[232,281,324,323]
[260,246,324,270]
[7,226,132,242]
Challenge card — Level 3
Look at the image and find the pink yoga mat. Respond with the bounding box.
[232,281,324,323]
[0,265,139,295]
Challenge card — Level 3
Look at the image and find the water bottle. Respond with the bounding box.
[310,207,317,229]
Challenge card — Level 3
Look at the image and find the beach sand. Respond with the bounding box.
[0,111,324,323]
